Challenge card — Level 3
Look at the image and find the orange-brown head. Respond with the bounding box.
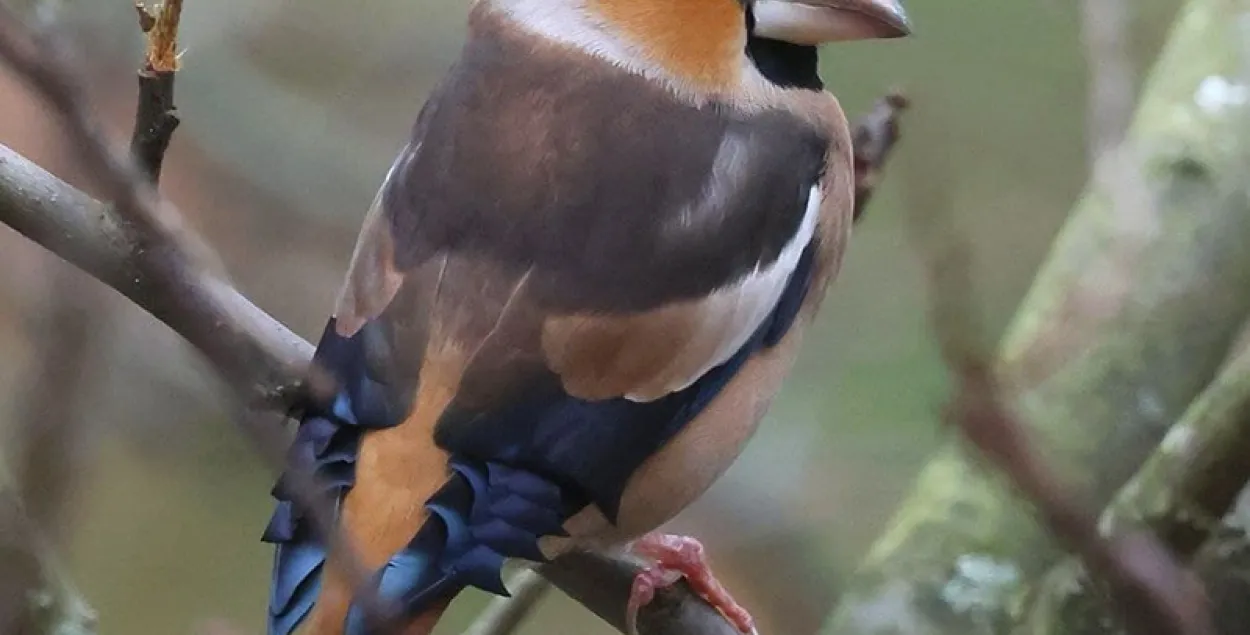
[582,0,910,91]
[587,0,749,90]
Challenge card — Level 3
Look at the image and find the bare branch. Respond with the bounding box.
[460,569,552,635]
[2,0,195,627]
[541,553,743,635]
[0,143,305,401]
[130,0,183,182]
[0,9,402,631]
[852,91,908,223]
[130,68,178,182]
[0,4,219,277]
[1101,338,1250,559]
[140,0,182,73]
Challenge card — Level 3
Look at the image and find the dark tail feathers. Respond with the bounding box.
[342,458,573,633]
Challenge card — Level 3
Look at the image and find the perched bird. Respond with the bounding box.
[262,0,910,634]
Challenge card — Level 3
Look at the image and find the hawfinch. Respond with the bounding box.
[262,0,910,634]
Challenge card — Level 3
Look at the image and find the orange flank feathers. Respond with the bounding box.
[589,0,747,90]
[301,352,466,635]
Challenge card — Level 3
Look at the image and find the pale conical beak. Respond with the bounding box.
[752,0,912,44]
[840,0,912,39]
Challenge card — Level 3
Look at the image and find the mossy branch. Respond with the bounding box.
[1019,327,1250,633]
[823,0,1250,632]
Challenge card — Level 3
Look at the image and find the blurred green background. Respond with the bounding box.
[0,1,1183,633]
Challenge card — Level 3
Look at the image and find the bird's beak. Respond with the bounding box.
[751,0,912,45]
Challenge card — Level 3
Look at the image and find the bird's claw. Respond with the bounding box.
[624,533,756,635]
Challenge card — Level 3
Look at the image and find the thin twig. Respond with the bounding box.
[130,68,178,182]
[852,91,908,223]
[0,4,217,275]
[140,0,182,73]
[131,0,182,181]
[2,0,197,627]
[0,9,401,632]
[460,568,552,635]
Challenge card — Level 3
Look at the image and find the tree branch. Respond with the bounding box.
[541,553,746,635]
[1106,347,1250,560]
[823,0,1250,632]
[130,0,183,182]
[899,107,1211,635]
[1020,323,1250,633]
[0,5,303,407]
[943,360,1212,635]
[460,569,551,635]
[852,91,908,223]
[1,1,192,630]
[0,7,412,633]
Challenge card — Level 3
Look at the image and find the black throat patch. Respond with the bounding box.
[744,6,824,91]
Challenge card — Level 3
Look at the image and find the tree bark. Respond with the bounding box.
[823,1,1250,632]
[1018,320,1250,634]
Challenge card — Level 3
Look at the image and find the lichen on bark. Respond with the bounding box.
[823,0,1250,632]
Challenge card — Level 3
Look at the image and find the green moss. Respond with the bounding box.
[823,1,1250,632]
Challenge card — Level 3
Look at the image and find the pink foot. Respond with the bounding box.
[624,533,756,635]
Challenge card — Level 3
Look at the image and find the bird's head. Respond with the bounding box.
[523,0,909,92]
[750,0,911,44]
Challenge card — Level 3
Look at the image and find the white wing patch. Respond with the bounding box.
[625,184,821,400]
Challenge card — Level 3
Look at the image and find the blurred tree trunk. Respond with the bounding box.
[1018,313,1250,633]
[0,463,95,635]
[822,0,1250,633]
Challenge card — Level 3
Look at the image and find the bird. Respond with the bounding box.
[261,1,910,634]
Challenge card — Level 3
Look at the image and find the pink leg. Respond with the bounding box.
[624,533,756,634]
